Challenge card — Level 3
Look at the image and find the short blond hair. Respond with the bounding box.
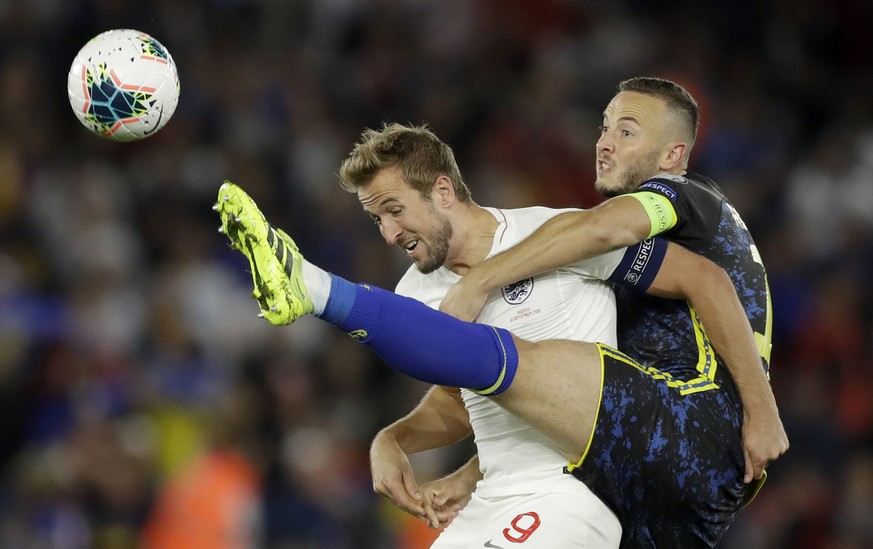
[338,123,471,202]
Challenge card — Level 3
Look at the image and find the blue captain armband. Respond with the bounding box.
[608,236,669,292]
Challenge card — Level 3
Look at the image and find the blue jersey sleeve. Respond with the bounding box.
[607,236,669,292]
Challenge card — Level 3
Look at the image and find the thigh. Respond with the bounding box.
[569,344,746,547]
[496,338,602,463]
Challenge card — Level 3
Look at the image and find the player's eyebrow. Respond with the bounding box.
[374,197,402,210]
[361,196,400,213]
[602,111,642,126]
[615,115,642,126]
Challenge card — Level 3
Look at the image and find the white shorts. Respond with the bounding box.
[430,482,621,548]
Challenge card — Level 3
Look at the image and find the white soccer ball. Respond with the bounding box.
[67,29,180,141]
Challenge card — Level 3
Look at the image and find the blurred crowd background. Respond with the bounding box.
[1,0,872,547]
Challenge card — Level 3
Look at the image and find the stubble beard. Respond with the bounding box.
[596,150,662,198]
[415,213,454,275]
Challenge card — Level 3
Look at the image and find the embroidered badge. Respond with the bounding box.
[502,278,534,305]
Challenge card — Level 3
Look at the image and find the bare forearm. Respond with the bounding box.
[381,386,471,454]
[648,244,777,414]
[691,267,777,412]
[646,242,787,480]
[470,198,649,291]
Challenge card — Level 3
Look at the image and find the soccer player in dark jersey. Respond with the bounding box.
[437,77,789,539]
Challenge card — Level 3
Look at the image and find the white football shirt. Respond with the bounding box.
[395,206,625,498]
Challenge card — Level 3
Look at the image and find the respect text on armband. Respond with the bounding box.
[640,181,678,200]
[624,238,655,285]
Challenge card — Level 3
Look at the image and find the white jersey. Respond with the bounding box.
[395,206,625,499]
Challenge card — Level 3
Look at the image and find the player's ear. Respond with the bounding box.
[660,142,687,171]
[433,176,455,206]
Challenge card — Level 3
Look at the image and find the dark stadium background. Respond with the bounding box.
[1,1,871,547]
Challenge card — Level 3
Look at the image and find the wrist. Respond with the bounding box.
[454,457,481,488]
[463,264,495,293]
[740,390,779,417]
[374,426,402,448]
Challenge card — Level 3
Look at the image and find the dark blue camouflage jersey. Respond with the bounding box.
[569,173,772,548]
[618,173,772,381]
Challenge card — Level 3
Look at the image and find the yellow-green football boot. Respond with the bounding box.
[214,180,313,325]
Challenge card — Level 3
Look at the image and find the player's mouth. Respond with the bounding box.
[400,239,419,255]
[597,159,612,176]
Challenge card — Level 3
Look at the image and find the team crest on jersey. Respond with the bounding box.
[502,278,533,305]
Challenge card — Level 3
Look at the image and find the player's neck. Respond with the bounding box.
[444,204,499,276]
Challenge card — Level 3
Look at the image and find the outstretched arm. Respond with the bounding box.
[647,242,789,482]
[370,386,476,521]
[441,196,650,321]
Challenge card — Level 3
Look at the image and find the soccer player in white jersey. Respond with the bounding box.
[338,123,624,547]
[391,207,623,547]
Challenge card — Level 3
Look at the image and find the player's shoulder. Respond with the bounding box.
[639,172,725,201]
[395,264,425,297]
[488,205,582,226]
[487,206,583,247]
[395,264,458,307]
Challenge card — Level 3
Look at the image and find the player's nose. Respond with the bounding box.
[379,219,402,245]
[596,131,613,152]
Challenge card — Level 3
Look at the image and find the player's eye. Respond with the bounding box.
[369,214,381,226]
[598,124,607,134]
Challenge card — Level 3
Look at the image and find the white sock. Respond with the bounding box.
[301,258,331,315]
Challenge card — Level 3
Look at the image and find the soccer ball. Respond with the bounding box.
[67,29,180,141]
